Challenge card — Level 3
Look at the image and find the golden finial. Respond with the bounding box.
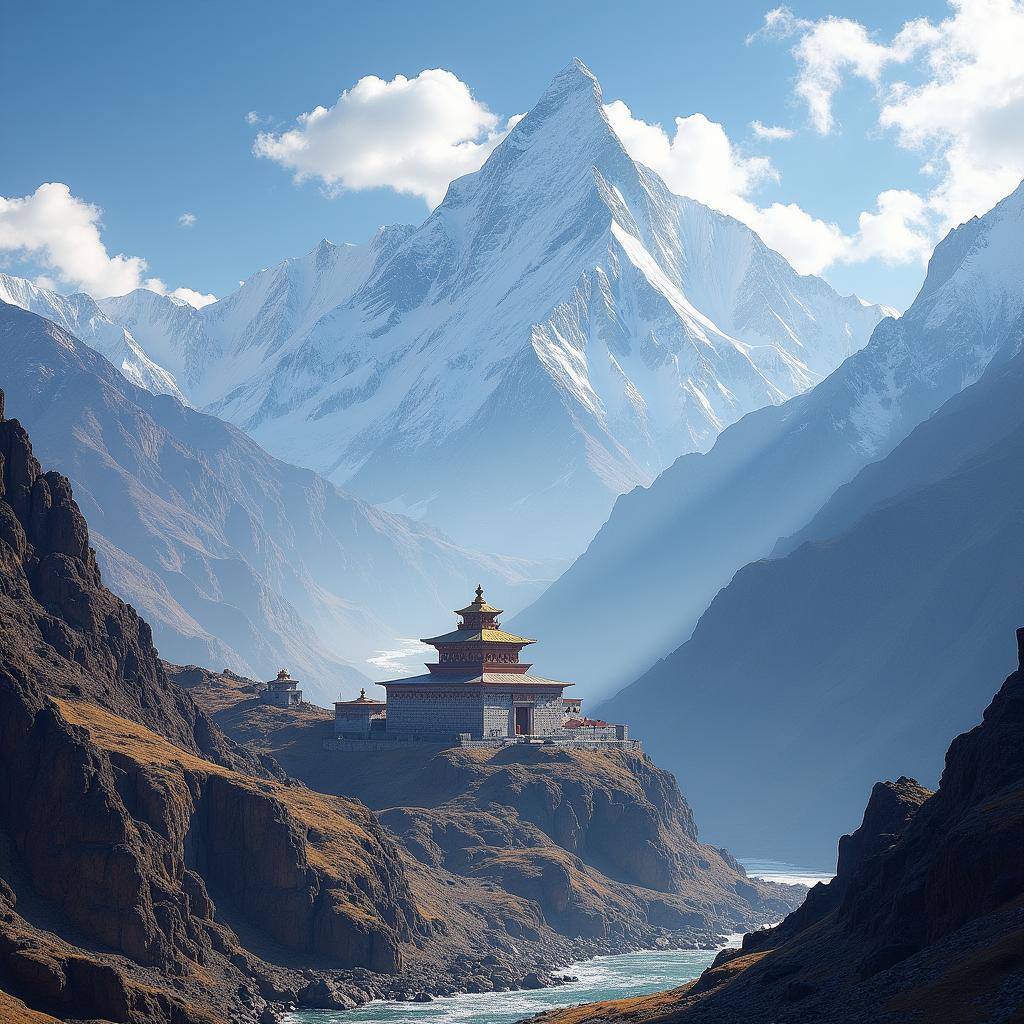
[475,584,484,602]
[359,687,366,700]
[277,669,290,680]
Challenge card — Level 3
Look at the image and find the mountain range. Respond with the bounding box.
[512,178,1024,701]
[0,273,184,400]
[58,61,886,562]
[504,179,1024,861]
[0,301,547,704]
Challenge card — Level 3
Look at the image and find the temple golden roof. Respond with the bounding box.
[382,671,572,688]
[421,628,536,646]
[454,584,503,617]
[335,687,385,705]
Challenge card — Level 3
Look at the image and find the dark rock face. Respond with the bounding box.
[184,673,806,959]
[531,631,1024,1024]
[836,776,931,878]
[0,392,426,1022]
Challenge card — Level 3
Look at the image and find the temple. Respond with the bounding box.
[261,668,303,707]
[330,586,635,748]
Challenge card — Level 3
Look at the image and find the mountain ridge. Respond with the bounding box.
[511,176,1024,696]
[0,300,549,703]
[529,629,1024,1023]
[594,312,1024,861]
[60,60,891,562]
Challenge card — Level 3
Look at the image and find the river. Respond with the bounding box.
[287,860,831,1024]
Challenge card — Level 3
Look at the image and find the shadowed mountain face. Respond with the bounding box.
[85,61,885,563]
[0,302,547,704]
[511,178,1024,699]
[529,634,1024,1024]
[0,393,429,1022]
[596,337,1024,863]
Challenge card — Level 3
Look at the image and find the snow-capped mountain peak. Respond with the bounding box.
[76,63,888,560]
[0,273,184,401]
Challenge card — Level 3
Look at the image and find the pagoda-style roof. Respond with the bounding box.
[454,583,503,617]
[381,671,573,689]
[421,627,536,646]
[335,687,385,707]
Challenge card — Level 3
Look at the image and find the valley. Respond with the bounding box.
[3,17,1024,1022]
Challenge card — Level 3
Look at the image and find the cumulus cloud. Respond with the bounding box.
[605,101,778,214]
[0,183,152,296]
[753,0,1024,231]
[165,285,217,308]
[254,69,520,207]
[178,212,197,227]
[605,101,930,275]
[0,182,212,301]
[847,189,933,264]
[751,120,795,141]
[749,6,936,134]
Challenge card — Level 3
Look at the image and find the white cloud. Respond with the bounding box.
[0,183,152,296]
[605,101,930,276]
[0,182,213,301]
[178,212,197,228]
[848,189,933,264]
[748,202,850,273]
[254,69,520,207]
[754,1,1024,231]
[605,101,778,216]
[749,6,936,134]
[751,120,795,141]
[879,0,1024,227]
[169,286,217,308]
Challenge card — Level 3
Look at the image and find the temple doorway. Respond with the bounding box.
[514,705,533,735]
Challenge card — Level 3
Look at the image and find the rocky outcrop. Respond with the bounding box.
[0,391,427,1022]
[180,665,806,971]
[529,629,1024,1024]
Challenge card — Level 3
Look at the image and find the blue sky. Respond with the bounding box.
[3,0,1022,311]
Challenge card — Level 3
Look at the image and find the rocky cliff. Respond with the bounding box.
[0,390,429,1022]
[175,664,804,983]
[529,629,1024,1024]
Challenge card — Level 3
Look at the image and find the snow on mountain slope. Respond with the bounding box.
[0,273,184,400]
[98,227,413,405]
[0,300,550,704]
[511,177,1024,697]
[598,329,1024,863]
[96,61,887,561]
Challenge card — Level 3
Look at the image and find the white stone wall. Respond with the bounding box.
[385,687,484,738]
[481,689,567,737]
[263,689,301,707]
[335,711,377,736]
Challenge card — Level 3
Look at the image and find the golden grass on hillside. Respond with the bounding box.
[480,846,618,901]
[0,989,64,1024]
[51,698,392,915]
[532,950,772,1024]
